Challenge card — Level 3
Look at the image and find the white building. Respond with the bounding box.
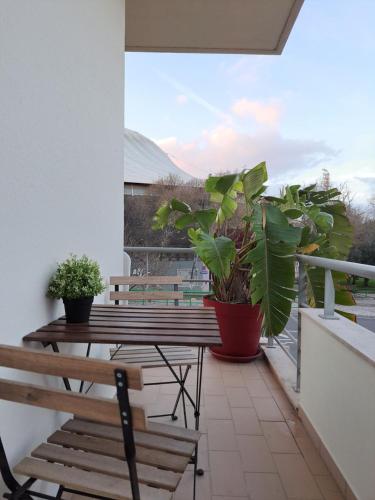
[124,128,193,195]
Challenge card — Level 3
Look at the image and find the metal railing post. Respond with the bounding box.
[296,260,307,393]
[267,337,275,348]
[319,269,338,320]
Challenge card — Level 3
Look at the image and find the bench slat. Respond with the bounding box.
[48,430,190,473]
[14,457,171,500]
[0,344,142,390]
[110,291,183,301]
[32,443,180,491]
[110,276,183,285]
[62,419,195,457]
[0,379,146,431]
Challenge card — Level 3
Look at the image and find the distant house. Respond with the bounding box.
[124,128,193,195]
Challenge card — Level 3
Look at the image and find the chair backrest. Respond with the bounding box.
[0,344,146,430]
[110,275,183,303]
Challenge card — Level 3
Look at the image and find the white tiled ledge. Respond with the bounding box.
[300,308,375,367]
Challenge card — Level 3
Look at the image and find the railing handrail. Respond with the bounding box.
[124,246,195,254]
[296,255,375,280]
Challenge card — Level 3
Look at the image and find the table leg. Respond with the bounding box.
[193,347,205,478]
[50,342,71,391]
[154,346,196,408]
[78,343,92,393]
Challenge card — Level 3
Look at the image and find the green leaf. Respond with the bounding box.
[152,203,171,229]
[171,199,191,214]
[242,162,268,203]
[247,205,301,336]
[205,176,220,193]
[175,213,195,230]
[217,194,238,223]
[192,234,236,280]
[195,209,217,233]
[215,174,240,194]
[314,212,334,232]
[283,208,303,219]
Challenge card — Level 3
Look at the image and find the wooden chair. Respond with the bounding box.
[109,276,198,425]
[0,344,200,500]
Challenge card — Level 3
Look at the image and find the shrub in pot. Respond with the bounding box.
[153,162,354,361]
[47,255,106,323]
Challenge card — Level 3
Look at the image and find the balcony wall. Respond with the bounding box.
[0,0,125,492]
[300,309,375,499]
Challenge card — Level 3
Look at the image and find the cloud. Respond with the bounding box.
[176,94,188,105]
[231,98,282,126]
[156,125,337,181]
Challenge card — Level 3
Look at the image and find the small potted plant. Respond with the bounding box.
[48,255,106,323]
[153,162,354,362]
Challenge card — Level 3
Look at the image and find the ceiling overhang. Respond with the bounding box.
[125,0,304,55]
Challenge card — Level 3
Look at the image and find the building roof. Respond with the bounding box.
[124,128,193,184]
[125,0,304,55]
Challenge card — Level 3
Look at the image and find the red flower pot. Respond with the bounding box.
[203,296,263,362]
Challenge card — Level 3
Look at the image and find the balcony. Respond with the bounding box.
[129,352,346,499]
[120,247,375,499]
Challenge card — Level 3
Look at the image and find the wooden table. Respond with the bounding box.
[23,304,221,459]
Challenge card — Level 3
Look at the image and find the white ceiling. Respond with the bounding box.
[125,0,304,54]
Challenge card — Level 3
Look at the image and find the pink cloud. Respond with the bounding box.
[155,126,336,180]
[231,98,282,126]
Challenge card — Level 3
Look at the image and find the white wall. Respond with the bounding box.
[0,0,125,492]
[300,309,375,500]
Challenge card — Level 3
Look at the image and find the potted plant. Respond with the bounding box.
[47,255,106,323]
[153,162,354,362]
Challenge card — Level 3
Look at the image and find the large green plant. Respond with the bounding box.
[153,162,354,336]
[48,255,106,300]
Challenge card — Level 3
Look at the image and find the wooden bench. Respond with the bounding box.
[109,276,198,425]
[109,275,184,305]
[0,344,200,500]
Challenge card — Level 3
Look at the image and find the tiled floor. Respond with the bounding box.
[130,352,344,500]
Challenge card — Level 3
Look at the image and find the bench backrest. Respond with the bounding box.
[0,344,146,430]
[110,275,183,303]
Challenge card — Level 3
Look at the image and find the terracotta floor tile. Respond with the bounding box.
[261,422,299,453]
[209,451,248,497]
[240,363,262,380]
[259,369,280,390]
[208,420,238,451]
[203,379,226,395]
[253,398,285,422]
[246,378,272,398]
[315,475,345,500]
[219,362,242,373]
[296,437,329,475]
[237,435,277,473]
[273,453,323,499]
[231,407,263,435]
[205,395,232,419]
[245,473,287,500]
[226,387,254,407]
[211,496,248,500]
[197,434,210,471]
[222,371,246,387]
[173,468,211,500]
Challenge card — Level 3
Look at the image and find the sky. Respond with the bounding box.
[124,0,375,205]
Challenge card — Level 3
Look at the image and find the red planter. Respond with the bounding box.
[203,296,263,362]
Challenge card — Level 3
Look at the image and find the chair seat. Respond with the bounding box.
[14,417,200,500]
[110,345,198,368]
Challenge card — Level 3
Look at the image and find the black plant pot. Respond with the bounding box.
[63,297,94,323]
